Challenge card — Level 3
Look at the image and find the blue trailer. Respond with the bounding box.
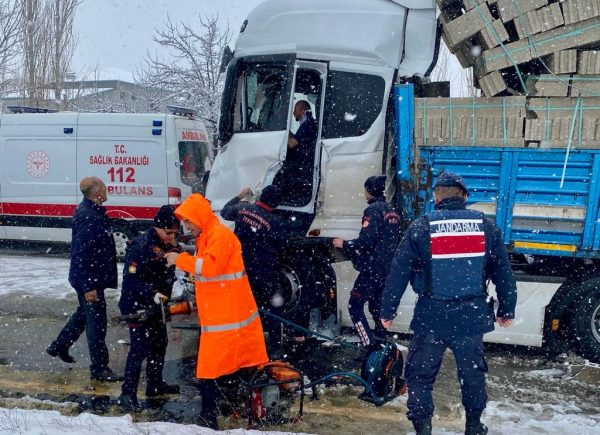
[395,83,600,361]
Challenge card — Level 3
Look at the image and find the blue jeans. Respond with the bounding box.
[52,289,109,376]
[405,333,488,421]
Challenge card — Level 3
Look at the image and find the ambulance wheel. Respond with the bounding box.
[112,223,134,261]
[572,287,600,363]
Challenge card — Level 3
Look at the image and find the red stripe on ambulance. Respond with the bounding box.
[2,202,158,219]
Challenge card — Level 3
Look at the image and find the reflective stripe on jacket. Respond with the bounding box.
[174,194,268,379]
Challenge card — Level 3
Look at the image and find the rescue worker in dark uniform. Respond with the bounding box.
[380,172,517,435]
[117,205,182,412]
[332,175,400,347]
[221,185,288,354]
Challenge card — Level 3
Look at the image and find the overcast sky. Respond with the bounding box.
[72,0,264,80]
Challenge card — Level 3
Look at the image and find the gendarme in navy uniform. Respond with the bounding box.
[380,172,517,435]
[332,175,400,347]
[118,205,182,412]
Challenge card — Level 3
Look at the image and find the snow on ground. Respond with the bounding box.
[0,405,305,435]
[0,255,122,298]
[2,253,600,434]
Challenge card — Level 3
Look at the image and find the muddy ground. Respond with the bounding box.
[1,249,599,434]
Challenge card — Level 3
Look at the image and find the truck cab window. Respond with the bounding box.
[322,71,385,139]
[232,64,290,133]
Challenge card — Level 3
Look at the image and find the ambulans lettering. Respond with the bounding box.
[107,185,154,196]
[181,130,207,142]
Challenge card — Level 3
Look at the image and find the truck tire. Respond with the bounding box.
[112,223,134,261]
[572,287,600,363]
[278,257,317,327]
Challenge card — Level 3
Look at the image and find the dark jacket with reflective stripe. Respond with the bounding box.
[119,228,179,317]
[342,196,400,276]
[381,197,517,339]
[68,198,117,294]
[221,197,287,284]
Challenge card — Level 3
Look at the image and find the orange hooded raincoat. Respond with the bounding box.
[174,194,268,379]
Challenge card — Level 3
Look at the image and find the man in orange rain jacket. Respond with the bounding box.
[165,194,268,429]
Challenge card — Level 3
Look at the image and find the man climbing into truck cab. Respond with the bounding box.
[380,172,517,435]
[273,100,318,206]
[220,185,289,357]
[332,175,400,348]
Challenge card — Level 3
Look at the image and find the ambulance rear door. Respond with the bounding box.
[172,117,211,198]
[1,112,79,242]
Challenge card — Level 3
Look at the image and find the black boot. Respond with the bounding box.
[412,418,432,435]
[118,393,143,413]
[146,382,180,397]
[91,368,124,382]
[465,412,488,435]
[46,344,76,364]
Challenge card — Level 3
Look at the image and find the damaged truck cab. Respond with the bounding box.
[207,0,438,326]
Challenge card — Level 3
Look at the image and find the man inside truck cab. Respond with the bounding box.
[273,100,318,205]
[380,172,517,435]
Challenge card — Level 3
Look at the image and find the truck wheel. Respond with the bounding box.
[112,224,134,261]
[314,262,337,320]
[572,288,600,363]
[278,257,317,323]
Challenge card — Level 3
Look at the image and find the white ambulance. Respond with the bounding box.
[0,108,210,258]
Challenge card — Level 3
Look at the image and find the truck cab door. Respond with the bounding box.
[205,55,295,211]
[274,60,328,213]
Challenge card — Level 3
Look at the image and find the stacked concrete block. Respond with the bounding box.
[438,0,600,97]
[546,50,577,74]
[562,0,600,25]
[577,51,600,74]
[414,96,526,147]
[525,97,600,147]
[424,0,600,149]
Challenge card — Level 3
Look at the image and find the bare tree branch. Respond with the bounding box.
[136,14,232,141]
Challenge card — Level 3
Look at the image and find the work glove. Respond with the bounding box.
[154,292,169,305]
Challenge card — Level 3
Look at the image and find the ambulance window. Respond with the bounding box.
[178,141,209,186]
[322,71,385,139]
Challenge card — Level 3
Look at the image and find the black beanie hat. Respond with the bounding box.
[364,175,386,197]
[153,205,179,229]
[259,185,282,208]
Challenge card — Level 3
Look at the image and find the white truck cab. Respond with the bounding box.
[0,109,210,258]
[208,0,438,229]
